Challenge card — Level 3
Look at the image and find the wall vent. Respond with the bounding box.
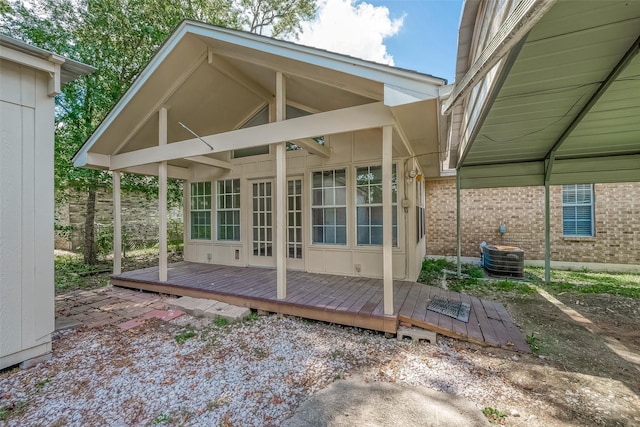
[481,244,524,279]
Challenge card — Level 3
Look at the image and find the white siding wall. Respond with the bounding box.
[183,127,421,280]
[0,58,55,369]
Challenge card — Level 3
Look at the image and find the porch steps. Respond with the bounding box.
[169,296,250,322]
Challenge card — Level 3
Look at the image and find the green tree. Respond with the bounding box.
[237,0,316,36]
[1,0,316,264]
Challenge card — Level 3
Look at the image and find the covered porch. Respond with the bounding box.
[73,21,451,318]
[111,261,531,352]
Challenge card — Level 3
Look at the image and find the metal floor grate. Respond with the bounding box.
[427,296,471,323]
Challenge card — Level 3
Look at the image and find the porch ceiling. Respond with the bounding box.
[74,21,446,176]
[455,0,640,189]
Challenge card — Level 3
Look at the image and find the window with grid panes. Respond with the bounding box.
[217,179,240,241]
[311,169,347,244]
[190,182,211,240]
[355,165,397,246]
[562,184,594,237]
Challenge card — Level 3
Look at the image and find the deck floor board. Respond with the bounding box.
[112,262,529,351]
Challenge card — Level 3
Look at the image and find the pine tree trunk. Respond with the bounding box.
[83,186,97,265]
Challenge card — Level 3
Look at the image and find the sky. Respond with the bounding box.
[291,0,464,83]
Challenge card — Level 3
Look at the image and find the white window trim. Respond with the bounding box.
[562,184,595,237]
[216,178,241,241]
[310,167,348,246]
[189,181,212,241]
[354,163,398,247]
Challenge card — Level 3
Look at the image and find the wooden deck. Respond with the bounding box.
[112,262,530,352]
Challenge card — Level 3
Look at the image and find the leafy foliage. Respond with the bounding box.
[237,0,315,36]
[1,0,316,263]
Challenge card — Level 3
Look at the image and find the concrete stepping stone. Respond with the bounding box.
[169,296,250,322]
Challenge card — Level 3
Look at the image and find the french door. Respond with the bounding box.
[248,178,304,269]
[287,178,304,270]
[249,180,274,267]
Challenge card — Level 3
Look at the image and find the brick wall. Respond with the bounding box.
[55,188,183,252]
[426,179,640,264]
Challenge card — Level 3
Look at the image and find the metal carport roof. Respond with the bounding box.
[451,0,640,189]
[444,0,640,281]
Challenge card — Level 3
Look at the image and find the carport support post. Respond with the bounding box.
[544,181,551,283]
[456,172,462,277]
[275,71,287,299]
[159,107,168,282]
[113,171,122,274]
[382,125,394,315]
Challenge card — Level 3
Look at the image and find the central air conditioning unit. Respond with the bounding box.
[480,243,524,279]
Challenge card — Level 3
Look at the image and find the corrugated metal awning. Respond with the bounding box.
[455,0,640,189]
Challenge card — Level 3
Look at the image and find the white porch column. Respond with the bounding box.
[113,171,122,274]
[382,125,393,315]
[158,107,168,282]
[275,71,287,299]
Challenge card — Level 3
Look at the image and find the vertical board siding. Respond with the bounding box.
[0,60,54,367]
[0,100,24,356]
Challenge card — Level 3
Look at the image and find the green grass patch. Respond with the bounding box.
[54,254,111,294]
[526,267,640,299]
[448,277,534,295]
[214,317,229,327]
[482,407,506,424]
[526,332,540,353]
[175,325,197,344]
[417,258,455,284]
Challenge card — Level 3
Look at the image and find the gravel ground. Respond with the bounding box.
[1,314,637,426]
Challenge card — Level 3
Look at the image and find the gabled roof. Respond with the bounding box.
[73,20,448,176]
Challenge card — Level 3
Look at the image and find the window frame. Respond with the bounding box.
[354,163,398,247]
[310,168,348,246]
[216,178,241,241]
[561,184,595,237]
[189,181,212,241]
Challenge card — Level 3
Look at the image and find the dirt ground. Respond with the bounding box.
[477,288,640,426]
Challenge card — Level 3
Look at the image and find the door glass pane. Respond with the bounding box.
[252,180,272,257]
[287,179,303,260]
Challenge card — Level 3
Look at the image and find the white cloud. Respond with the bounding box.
[291,0,404,66]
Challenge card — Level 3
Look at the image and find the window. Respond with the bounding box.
[355,165,397,246]
[190,182,211,240]
[562,184,594,237]
[233,106,270,158]
[217,179,240,241]
[311,169,347,244]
